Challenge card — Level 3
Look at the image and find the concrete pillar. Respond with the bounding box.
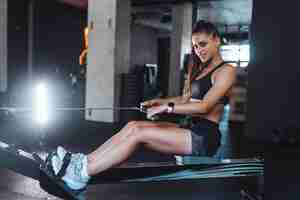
[168,2,193,96]
[86,0,131,122]
[27,0,34,86]
[0,0,7,92]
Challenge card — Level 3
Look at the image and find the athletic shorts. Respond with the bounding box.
[187,118,221,157]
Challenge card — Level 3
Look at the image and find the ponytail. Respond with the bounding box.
[182,49,202,99]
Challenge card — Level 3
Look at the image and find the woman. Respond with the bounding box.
[49,20,236,193]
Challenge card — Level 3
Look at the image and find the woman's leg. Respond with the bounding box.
[88,121,178,161]
[87,122,191,176]
[49,121,189,190]
[87,121,137,158]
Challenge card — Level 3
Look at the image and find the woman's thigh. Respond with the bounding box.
[132,121,179,128]
[138,125,192,155]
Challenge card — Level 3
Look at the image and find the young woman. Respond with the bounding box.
[49,20,236,193]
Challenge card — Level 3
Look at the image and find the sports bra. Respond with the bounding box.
[190,61,229,105]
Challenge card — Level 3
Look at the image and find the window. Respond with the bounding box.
[221,44,250,68]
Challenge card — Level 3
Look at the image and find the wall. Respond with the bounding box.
[3,0,86,111]
[6,0,29,105]
[33,1,86,76]
[130,24,158,68]
[0,0,7,92]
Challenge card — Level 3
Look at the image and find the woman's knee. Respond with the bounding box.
[121,121,141,138]
[122,121,140,135]
[125,121,162,142]
[128,123,153,142]
[127,121,151,130]
[126,121,139,128]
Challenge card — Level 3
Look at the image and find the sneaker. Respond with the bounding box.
[50,146,90,191]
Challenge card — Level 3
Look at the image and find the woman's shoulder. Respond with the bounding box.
[212,63,236,80]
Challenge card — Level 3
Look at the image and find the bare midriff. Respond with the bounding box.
[191,103,224,123]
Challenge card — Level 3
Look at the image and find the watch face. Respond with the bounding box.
[168,102,174,107]
[167,102,174,113]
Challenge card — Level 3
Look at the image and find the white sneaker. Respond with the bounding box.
[51,146,90,191]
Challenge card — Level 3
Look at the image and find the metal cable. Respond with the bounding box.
[0,106,147,113]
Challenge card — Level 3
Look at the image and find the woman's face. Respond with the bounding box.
[192,32,220,63]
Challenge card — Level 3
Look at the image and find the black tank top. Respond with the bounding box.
[190,62,229,105]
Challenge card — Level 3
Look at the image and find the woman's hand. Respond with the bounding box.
[146,104,168,119]
[140,98,164,108]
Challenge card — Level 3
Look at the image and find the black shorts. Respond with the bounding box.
[188,118,221,157]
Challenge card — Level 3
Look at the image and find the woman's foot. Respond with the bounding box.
[49,146,90,191]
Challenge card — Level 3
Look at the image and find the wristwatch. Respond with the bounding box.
[167,102,175,113]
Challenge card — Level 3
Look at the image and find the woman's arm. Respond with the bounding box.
[147,65,236,117]
[141,96,186,109]
[173,65,236,114]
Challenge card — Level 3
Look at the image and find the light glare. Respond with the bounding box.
[34,83,48,125]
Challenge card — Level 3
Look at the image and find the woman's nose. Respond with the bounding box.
[199,48,206,54]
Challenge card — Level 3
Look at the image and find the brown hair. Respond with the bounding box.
[182,49,202,100]
[192,20,220,38]
[182,20,219,99]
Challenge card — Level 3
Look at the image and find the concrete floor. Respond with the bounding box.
[0,112,260,199]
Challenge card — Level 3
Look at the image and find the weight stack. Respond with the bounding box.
[120,72,144,122]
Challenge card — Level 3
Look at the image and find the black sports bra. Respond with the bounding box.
[190,62,229,105]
